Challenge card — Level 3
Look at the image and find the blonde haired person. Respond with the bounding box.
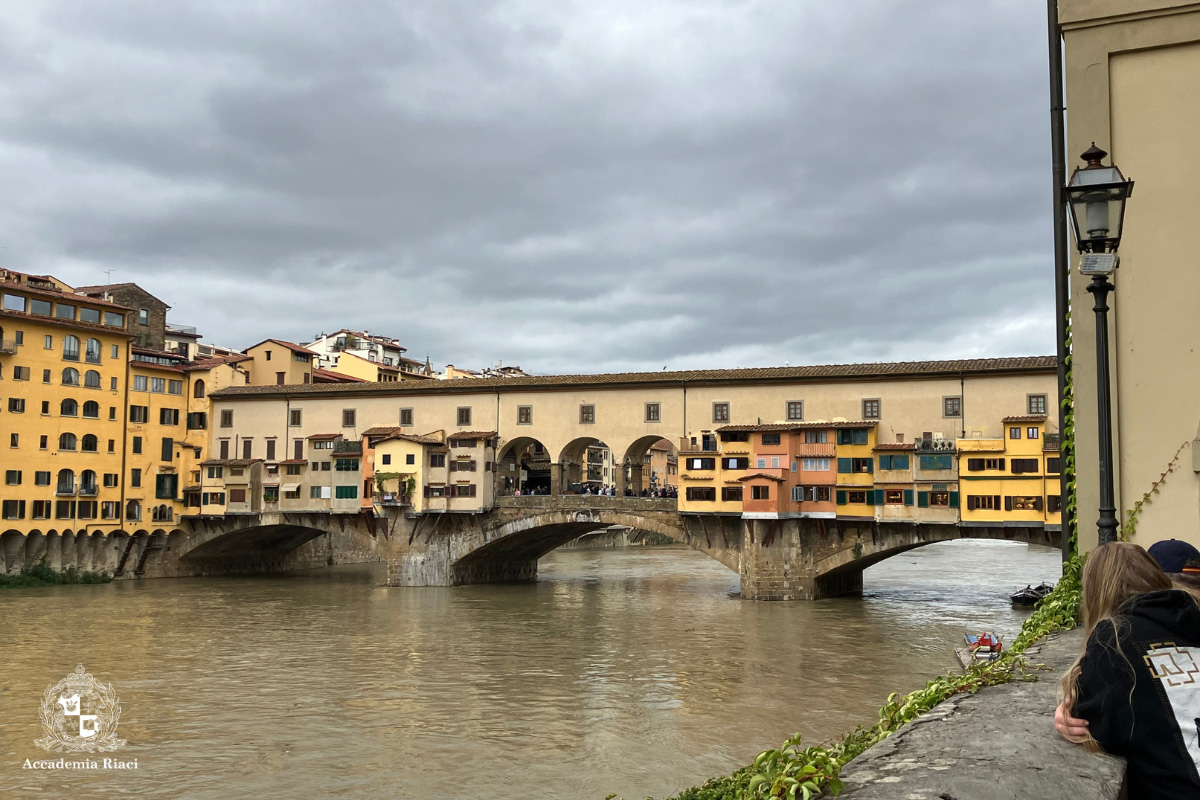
[1057,542,1200,799]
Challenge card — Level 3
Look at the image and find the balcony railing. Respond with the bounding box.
[1043,433,1062,451]
[333,440,362,454]
[0,339,17,355]
[151,508,174,522]
[915,438,957,452]
[79,485,99,497]
[55,485,76,496]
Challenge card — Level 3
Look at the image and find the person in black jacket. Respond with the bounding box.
[1059,541,1200,799]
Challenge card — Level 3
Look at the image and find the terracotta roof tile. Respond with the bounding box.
[737,472,788,482]
[716,420,878,432]
[374,433,441,446]
[210,357,1056,399]
[183,354,250,372]
[199,458,262,467]
[873,443,916,451]
[0,278,134,310]
[448,430,497,440]
[312,367,367,383]
[1002,414,1048,423]
[306,433,342,440]
[246,338,319,356]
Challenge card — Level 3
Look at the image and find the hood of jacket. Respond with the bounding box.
[1119,589,1200,641]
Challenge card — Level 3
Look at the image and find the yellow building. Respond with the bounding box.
[0,271,132,548]
[362,427,441,514]
[180,354,250,513]
[834,423,877,520]
[959,414,1061,530]
[242,339,316,386]
[124,350,190,528]
[678,430,750,514]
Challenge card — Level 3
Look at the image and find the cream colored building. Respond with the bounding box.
[1061,1,1200,551]
[209,357,1056,500]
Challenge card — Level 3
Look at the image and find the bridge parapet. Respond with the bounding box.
[496,496,677,513]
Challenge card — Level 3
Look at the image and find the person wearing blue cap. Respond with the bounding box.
[1148,538,1200,578]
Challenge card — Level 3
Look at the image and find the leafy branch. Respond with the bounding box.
[1120,440,1191,541]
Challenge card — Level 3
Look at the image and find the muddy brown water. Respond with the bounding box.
[0,540,1061,799]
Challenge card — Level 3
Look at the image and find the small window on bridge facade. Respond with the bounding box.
[579,404,595,424]
[289,409,302,427]
[712,402,729,423]
[943,396,962,417]
[1028,394,1047,415]
[644,403,659,423]
[342,409,356,428]
[517,406,532,425]
[220,409,233,427]
[457,407,471,426]
[751,485,770,500]
[862,398,881,419]
[400,408,413,426]
[787,401,803,421]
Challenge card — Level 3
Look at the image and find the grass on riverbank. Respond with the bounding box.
[0,556,112,588]
[609,555,1084,800]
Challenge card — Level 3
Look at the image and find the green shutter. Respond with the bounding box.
[837,458,852,473]
[866,459,873,474]
[917,491,929,508]
[904,489,913,506]
[836,490,847,505]
[854,429,868,445]
[948,491,959,508]
[878,455,890,470]
[869,489,880,506]
[894,455,909,470]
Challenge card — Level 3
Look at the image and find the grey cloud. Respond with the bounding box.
[0,0,1055,375]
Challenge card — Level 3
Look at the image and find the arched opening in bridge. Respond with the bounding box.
[620,436,678,497]
[497,436,553,495]
[557,436,609,494]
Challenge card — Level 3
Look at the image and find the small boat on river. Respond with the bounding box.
[1010,582,1055,606]
[955,632,1003,669]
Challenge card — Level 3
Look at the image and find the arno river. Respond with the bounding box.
[1,540,1061,799]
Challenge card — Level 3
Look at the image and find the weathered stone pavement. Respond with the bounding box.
[839,630,1125,799]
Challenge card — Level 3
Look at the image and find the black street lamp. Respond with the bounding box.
[1064,143,1134,545]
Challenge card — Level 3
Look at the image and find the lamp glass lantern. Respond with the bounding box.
[1065,143,1134,254]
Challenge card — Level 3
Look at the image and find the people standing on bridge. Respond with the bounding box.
[1057,541,1200,799]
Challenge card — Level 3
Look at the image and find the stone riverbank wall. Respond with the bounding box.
[839,630,1125,799]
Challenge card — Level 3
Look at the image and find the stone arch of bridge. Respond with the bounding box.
[178,522,336,563]
[809,524,1061,588]
[452,507,740,577]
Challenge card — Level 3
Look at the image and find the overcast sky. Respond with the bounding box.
[0,1,1054,374]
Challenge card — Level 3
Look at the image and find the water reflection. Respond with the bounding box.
[0,540,1060,800]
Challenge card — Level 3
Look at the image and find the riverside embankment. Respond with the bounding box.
[839,629,1125,799]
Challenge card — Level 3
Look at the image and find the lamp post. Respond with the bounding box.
[1064,143,1134,545]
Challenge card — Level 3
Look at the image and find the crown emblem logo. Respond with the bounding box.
[34,665,126,753]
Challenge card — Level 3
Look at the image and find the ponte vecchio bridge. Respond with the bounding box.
[4,357,1059,600]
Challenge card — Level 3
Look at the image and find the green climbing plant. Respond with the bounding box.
[1120,439,1191,541]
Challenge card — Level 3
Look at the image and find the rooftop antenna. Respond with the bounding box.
[104,269,115,283]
